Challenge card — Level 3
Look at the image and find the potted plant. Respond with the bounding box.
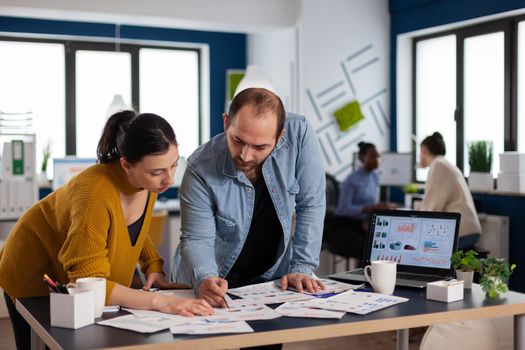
[480,257,516,298]
[468,140,493,191]
[39,139,52,186]
[450,250,480,289]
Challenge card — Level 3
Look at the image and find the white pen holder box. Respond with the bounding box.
[426,280,464,303]
[50,289,94,329]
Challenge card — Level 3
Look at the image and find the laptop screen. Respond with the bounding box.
[365,209,461,275]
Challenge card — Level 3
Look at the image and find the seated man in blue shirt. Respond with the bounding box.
[172,88,326,308]
[328,142,395,258]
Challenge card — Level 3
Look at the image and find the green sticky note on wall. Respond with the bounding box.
[333,100,364,132]
[226,70,246,101]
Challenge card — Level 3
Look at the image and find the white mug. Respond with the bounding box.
[364,260,397,295]
[68,277,106,318]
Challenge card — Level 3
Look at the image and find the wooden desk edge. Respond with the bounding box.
[112,303,525,350]
[16,299,62,350]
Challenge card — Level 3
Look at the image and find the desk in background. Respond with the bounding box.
[152,199,180,277]
[153,198,180,213]
[17,284,525,350]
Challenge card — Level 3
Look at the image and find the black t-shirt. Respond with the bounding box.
[226,179,284,287]
[128,212,145,246]
[127,195,149,246]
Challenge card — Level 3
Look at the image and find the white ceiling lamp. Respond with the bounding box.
[233,64,276,97]
[106,94,130,119]
[106,24,130,119]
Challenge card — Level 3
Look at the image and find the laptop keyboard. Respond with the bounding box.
[346,269,441,282]
[397,273,440,282]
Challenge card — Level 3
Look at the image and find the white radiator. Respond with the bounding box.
[477,214,509,260]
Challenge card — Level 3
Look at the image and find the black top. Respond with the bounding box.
[127,212,145,246]
[226,179,283,287]
[127,195,149,246]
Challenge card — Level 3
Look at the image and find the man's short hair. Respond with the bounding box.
[227,88,286,138]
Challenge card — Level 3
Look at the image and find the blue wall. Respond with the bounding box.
[389,0,525,292]
[0,16,247,138]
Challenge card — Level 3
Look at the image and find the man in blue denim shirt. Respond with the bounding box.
[172,88,326,307]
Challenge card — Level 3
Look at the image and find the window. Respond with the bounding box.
[76,50,132,158]
[413,17,519,180]
[518,21,525,152]
[0,40,65,178]
[0,37,202,172]
[139,48,199,158]
[415,35,456,181]
[463,32,504,176]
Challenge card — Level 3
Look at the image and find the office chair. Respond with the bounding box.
[323,173,364,272]
[148,210,169,247]
[324,173,339,229]
[420,317,512,350]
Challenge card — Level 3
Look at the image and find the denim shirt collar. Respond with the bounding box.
[222,148,237,179]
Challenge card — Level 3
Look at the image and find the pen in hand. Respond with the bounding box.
[213,277,229,308]
[223,294,231,309]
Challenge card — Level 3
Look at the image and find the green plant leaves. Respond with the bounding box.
[468,140,492,172]
[479,257,516,298]
[450,250,480,271]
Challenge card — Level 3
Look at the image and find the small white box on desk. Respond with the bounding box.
[497,172,525,193]
[426,280,464,303]
[50,289,94,329]
[499,152,525,173]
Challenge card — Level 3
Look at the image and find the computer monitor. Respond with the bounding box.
[351,152,413,186]
[53,157,96,190]
[377,152,412,186]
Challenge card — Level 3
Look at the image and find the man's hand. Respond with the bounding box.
[279,273,326,294]
[143,272,191,291]
[198,277,228,308]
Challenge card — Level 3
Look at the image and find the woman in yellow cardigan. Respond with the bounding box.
[0,110,212,349]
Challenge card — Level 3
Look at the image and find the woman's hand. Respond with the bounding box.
[143,272,191,290]
[152,294,214,317]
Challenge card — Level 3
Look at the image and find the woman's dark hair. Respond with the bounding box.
[97,110,177,164]
[421,132,446,156]
[357,141,376,157]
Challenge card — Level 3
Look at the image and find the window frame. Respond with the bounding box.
[412,15,525,179]
[0,35,202,156]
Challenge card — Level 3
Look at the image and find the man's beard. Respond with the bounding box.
[233,156,260,172]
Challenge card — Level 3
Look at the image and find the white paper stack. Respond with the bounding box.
[98,281,409,334]
[300,290,409,315]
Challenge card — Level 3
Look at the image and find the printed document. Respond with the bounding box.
[304,290,409,315]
